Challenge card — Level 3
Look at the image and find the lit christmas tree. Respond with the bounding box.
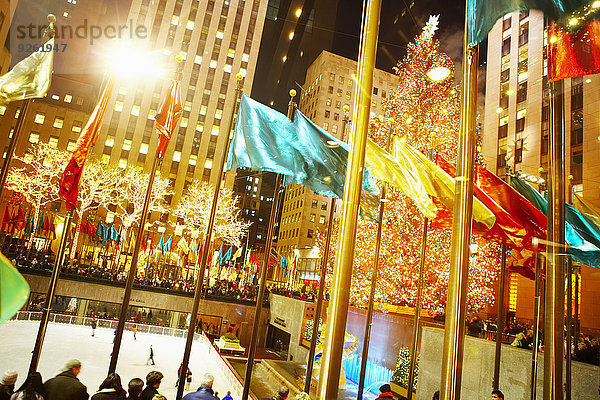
[316,16,501,312]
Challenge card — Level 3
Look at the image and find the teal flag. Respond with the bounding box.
[510,175,600,268]
[227,95,380,217]
[281,256,288,276]
[24,211,32,235]
[156,232,165,255]
[467,0,594,46]
[164,235,173,253]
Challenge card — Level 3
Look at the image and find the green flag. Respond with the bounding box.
[0,38,54,104]
[0,252,30,323]
[467,1,594,46]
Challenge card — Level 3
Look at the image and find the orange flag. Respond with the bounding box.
[155,79,183,157]
[59,77,114,210]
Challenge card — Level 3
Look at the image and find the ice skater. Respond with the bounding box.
[132,324,137,340]
[147,345,155,365]
[91,318,97,337]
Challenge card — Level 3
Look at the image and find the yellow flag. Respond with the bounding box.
[365,137,496,229]
[232,247,242,259]
[573,193,600,228]
[0,39,54,104]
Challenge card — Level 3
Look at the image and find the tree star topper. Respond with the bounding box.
[423,15,440,37]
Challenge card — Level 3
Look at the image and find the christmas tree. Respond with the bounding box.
[317,16,501,312]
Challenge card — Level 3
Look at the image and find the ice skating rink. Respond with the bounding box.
[0,321,235,399]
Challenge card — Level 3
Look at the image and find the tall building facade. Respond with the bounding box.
[272,50,398,284]
[482,10,600,333]
[94,0,268,230]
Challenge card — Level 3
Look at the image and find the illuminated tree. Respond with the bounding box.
[113,166,173,265]
[173,179,249,249]
[317,16,501,312]
[69,159,122,258]
[5,142,70,248]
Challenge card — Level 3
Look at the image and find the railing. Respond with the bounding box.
[10,311,203,340]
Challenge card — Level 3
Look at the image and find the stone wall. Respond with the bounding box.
[417,326,600,400]
[268,294,310,362]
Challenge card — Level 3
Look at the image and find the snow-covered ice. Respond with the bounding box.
[0,321,236,399]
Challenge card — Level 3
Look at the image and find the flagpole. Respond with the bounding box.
[319,0,380,397]
[29,209,73,373]
[565,177,574,400]
[544,78,566,400]
[176,74,244,400]
[530,253,542,400]
[304,196,336,394]
[357,118,393,400]
[407,216,428,400]
[241,90,295,400]
[439,6,478,397]
[492,243,506,390]
[108,152,160,373]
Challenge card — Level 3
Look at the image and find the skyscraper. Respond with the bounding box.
[273,50,397,285]
[482,10,600,332]
[94,0,269,230]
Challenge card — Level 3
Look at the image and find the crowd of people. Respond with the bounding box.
[0,360,306,400]
[465,316,600,365]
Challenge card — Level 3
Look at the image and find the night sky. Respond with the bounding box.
[332,1,486,79]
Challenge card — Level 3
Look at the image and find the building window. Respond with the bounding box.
[53,117,64,128]
[307,229,314,239]
[28,132,40,143]
[72,121,82,133]
[114,101,123,112]
[319,215,325,224]
[0,105,5,115]
[515,138,523,164]
[140,143,149,154]
[173,151,181,162]
[131,105,140,116]
[122,139,132,151]
[516,81,527,103]
[118,159,128,169]
[48,136,59,148]
[518,22,529,46]
[312,200,317,208]
[571,109,583,146]
[67,140,77,152]
[105,137,115,147]
[502,15,511,31]
[101,154,110,164]
[325,110,330,118]
[321,202,327,211]
[571,150,583,183]
[502,37,511,57]
[323,122,329,131]
[310,213,316,222]
[34,113,45,124]
[64,94,72,103]
[501,68,510,83]
[205,159,213,169]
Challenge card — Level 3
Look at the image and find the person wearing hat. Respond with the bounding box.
[375,383,394,400]
[261,385,289,400]
[0,370,18,400]
[44,359,89,400]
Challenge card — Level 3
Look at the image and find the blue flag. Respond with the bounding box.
[164,235,173,253]
[281,256,288,276]
[109,225,121,244]
[218,244,224,265]
[156,232,165,255]
[227,95,380,218]
[510,175,600,268]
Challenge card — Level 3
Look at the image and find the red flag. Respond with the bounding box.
[155,79,183,157]
[50,221,56,240]
[59,77,114,210]
[42,215,50,236]
[15,207,25,231]
[548,20,600,82]
[434,156,529,249]
[1,207,9,232]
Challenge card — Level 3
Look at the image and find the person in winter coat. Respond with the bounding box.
[90,374,126,400]
[10,372,47,400]
[138,372,163,400]
[0,370,18,400]
[375,384,394,400]
[126,379,143,400]
[182,373,219,400]
[261,386,289,400]
[44,360,89,400]
[91,319,97,337]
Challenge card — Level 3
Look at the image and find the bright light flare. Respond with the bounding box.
[426,66,451,81]
[108,46,167,78]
